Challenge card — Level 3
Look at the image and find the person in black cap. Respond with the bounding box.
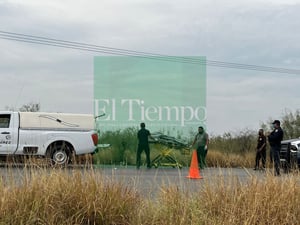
[268,120,284,176]
[136,122,152,169]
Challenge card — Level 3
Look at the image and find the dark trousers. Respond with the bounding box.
[255,149,266,169]
[270,146,280,175]
[269,149,273,163]
[136,144,151,169]
[196,146,206,169]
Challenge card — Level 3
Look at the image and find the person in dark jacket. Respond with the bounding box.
[254,129,266,170]
[268,120,284,176]
[136,122,152,169]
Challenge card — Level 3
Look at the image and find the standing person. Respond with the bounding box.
[192,126,209,169]
[254,129,266,170]
[136,122,152,169]
[268,120,284,176]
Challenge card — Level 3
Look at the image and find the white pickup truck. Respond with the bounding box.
[0,111,98,165]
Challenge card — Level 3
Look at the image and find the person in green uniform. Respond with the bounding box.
[192,126,209,169]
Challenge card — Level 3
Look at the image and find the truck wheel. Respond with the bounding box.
[49,142,71,166]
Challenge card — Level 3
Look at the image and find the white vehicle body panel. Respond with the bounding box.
[0,111,97,157]
[19,112,94,130]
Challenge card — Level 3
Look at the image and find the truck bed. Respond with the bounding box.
[19,112,95,130]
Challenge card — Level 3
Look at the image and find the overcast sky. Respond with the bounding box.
[1,0,300,135]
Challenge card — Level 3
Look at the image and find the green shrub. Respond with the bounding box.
[94,127,138,165]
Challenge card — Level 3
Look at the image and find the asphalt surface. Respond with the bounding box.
[0,165,286,197]
[93,166,269,196]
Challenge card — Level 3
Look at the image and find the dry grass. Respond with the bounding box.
[137,172,300,225]
[1,166,300,225]
[196,174,300,225]
[94,146,258,168]
[0,168,140,225]
[207,149,255,168]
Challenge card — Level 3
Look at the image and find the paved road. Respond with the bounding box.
[0,165,280,197]
[92,166,270,197]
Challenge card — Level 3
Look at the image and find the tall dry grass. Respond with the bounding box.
[196,173,300,225]
[0,168,139,225]
[94,147,257,168]
[137,172,300,225]
[207,149,255,168]
[1,167,300,225]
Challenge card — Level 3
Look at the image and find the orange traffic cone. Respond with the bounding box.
[186,150,203,179]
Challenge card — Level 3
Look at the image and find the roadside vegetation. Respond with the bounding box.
[1,167,300,225]
[94,110,300,168]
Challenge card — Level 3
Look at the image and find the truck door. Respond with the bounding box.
[0,113,17,153]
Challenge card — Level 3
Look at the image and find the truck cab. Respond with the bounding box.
[0,112,19,154]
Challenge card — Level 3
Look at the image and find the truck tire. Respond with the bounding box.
[48,141,72,166]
